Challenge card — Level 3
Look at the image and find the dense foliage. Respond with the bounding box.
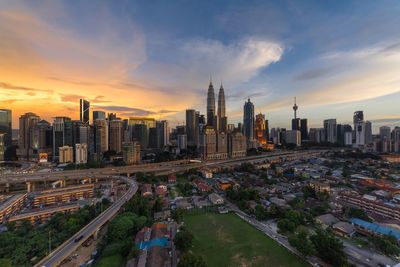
[0,200,110,266]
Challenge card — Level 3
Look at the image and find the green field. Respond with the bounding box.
[184,212,309,267]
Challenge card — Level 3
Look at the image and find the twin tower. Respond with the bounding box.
[206,79,227,133]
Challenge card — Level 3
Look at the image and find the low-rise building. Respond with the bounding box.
[310,181,330,194]
[0,194,27,223]
[209,193,224,205]
[8,203,79,223]
[33,184,94,207]
[332,221,355,238]
[142,184,153,197]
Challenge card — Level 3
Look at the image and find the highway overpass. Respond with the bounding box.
[35,176,138,267]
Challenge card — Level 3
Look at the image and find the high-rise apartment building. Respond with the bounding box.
[75,143,88,164]
[80,99,90,124]
[285,130,301,146]
[156,120,169,149]
[323,119,337,143]
[59,146,73,163]
[392,127,400,153]
[243,98,254,142]
[177,134,187,152]
[200,126,217,160]
[18,112,40,160]
[336,124,352,146]
[228,131,247,158]
[94,119,108,157]
[0,109,12,150]
[309,128,325,144]
[122,141,141,165]
[109,119,123,153]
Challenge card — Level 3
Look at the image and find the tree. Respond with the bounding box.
[288,229,315,256]
[0,258,12,267]
[178,252,207,267]
[310,230,347,266]
[174,228,194,252]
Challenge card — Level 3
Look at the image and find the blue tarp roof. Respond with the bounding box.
[350,218,400,241]
[137,237,169,250]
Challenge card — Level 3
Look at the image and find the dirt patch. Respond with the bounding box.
[216,226,234,243]
[232,254,266,267]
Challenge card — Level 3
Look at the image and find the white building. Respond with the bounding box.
[75,143,88,164]
[285,130,301,146]
[177,134,187,151]
[344,131,353,146]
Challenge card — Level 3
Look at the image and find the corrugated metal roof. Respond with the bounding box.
[351,218,400,240]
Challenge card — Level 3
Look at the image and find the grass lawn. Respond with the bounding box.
[184,212,309,267]
[95,254,124,267]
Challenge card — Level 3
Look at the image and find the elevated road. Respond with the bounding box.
[35,176,138,267]
[0,150,325,185]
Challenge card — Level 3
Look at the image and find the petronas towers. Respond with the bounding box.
[206,78,227,133]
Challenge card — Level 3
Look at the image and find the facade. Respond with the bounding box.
[216,132,228,159]
[228,131,247,158]
[109,119,123,153]
[0,109,12,150]
[355,121,372,146]
[207,80,216,128]
[393,127,400,153]
[243,98,255,142]
[75,143,88,164]
[291,118,300,131]
[8,204,79,224]
[285,130,301,146]
[324,119,337,143]
[18,112,40,160]
[79,99,90,124]
[122,141,141,165]
[59,146,73,163]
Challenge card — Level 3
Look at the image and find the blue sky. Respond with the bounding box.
[0,0,400,132]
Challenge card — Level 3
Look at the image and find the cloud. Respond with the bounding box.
[0,82,52,93]
[60,94,111,104]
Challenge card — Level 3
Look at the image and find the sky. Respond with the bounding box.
[1,0,400,132]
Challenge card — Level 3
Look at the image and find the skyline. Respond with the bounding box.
[1,1,400,131]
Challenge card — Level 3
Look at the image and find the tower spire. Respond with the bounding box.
[292,97,298,119]
[209,75,213,86]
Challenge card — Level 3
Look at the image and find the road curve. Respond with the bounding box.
[35,176,138,267]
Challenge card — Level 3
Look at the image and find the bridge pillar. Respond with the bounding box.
[5,183,10,193]
[89,178,92,184]
[127,173,130,178]
[60,179,66,187]
[93,228,99,240]
[26,182,35,192]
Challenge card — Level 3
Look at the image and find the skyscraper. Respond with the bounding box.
[80,99,90,125]
[217,83,227,132]
[186,109,197,146]
[206,79,216,128]
[0,109,12,149]
[93,111,106,121]
[52,116,71,160]
[156,120,169,149]
[323,119,337,143]
[300,119,308,141]
[353,111,364,125]
[291,98,300,131]
[243,98,255,142]
[18,112,40,160]
[94,119,109,157]
[109,119,123,153]
[255,113,267,146]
